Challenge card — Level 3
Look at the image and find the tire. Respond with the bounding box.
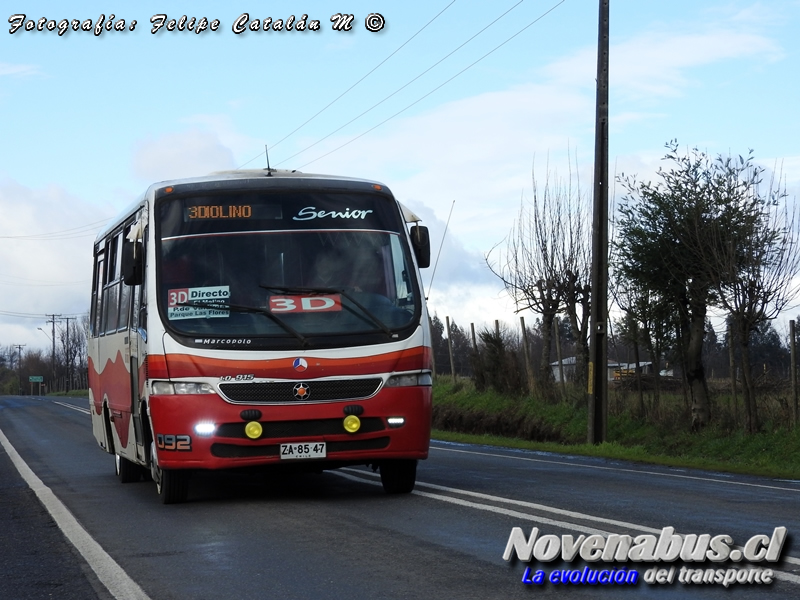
[150,441,189,504]
[157,469,190,505]
[115,454,142,483]
[380,459,417,494]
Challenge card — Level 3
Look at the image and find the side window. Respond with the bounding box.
[118,269,132,330]
[102,233,122,334]
[91,248,105,337]
[118,222,137,331]
[131,280,141,330]
[389,236,409,303]
[107,234,119,283]
[93,214,145,337]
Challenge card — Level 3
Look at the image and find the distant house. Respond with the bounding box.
[612,361,654,380]
[550,356,653,383]
[550,356,578,383]
[550,357,626,383]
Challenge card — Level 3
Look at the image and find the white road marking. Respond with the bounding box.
[431,444,800,493]
[53,400,91,415]
[336,469,609,534]
[0,426,151,600]
[337,468,800,584]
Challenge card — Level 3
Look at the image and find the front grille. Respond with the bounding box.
[210,436,390,459]
[219,378,383,403]
[216,417,385,439]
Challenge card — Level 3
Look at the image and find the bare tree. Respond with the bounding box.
[561,164,592,388]
[612,282,647,416]
[487,164,591,385]
[58,318,85,391]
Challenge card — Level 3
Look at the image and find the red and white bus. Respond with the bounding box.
[88,169,432,503]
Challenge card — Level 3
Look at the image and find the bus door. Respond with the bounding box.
[123,217,147,462]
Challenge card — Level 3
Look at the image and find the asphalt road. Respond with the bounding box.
[1,394,800,599]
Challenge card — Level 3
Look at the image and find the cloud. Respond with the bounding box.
[282,81,594,255]
[542,29,781,99]
[759,156,800,187]
[181,114,263,167]
[7,6,785,343]
[0,178,113,350]
[0,62,39,77]
[270,21,783,263]
[131,129,237,183]
[401,199,496,290]
[726,2,786,27]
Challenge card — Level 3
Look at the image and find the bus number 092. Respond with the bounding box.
[157,434,192,451]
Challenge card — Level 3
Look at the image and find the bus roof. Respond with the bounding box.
[95,169,420,243]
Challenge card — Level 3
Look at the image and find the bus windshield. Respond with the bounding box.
[156,190,420,347]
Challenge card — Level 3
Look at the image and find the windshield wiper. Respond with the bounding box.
[258,285,396,338]
[177,301,308,347]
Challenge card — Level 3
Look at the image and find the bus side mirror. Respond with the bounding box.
[410,225,430,269]
[122,241,144,286]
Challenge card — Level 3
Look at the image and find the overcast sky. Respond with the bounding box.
[2,0,799,355]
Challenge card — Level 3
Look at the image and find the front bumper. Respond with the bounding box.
[148,385,431,470]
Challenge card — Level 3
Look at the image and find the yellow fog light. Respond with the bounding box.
[245,421,263,439]
[343,414,361,433]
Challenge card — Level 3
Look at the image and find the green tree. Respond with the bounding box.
[429,314,447,376]
[703,170,800,432]
[615,141,770,429]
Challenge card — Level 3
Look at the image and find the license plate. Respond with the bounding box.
[280,442,326,460]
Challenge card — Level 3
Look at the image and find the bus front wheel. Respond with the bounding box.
[150,441,189,504]
[380,459,417,494]
[156,469,189,504]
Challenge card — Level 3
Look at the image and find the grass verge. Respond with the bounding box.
[432,377,800,480]
[46,389,90,398]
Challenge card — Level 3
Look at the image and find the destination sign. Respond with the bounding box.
[184,204,282,221]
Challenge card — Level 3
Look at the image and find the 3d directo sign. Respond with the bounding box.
[503,526,787,588]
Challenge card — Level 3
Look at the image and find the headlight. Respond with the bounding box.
[151,381,216,395]
[175,382,215,395]
[384,372,432,387]
[194,422,216,436]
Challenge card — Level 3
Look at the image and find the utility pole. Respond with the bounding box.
[46,314,60,392]
[587,0,610,444]
[14,344,26,395]
[63,316,74,392]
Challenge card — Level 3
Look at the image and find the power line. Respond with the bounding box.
[0,309,87,319]
[0,217,112,240]
[296,0,567,169]
[0,310,49,319]
[276,0,528,167]
[0,273,86,283]
[0,281,89,287]
[270,1,458,150]
[237,0,459,169]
